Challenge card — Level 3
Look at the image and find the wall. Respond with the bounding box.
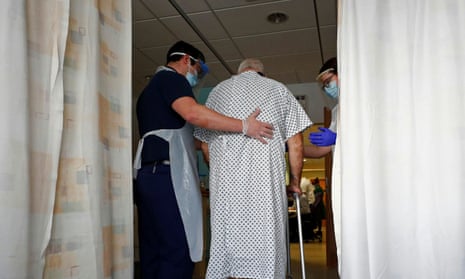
[287,82,337,124]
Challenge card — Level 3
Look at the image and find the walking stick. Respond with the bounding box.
[293,192,307,279]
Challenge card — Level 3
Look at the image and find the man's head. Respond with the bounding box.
[237,58,265,76]
[312,177,320,185]
[166,41,209,87]
[316,57,338,99]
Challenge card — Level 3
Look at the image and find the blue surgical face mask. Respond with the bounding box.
[186,64,198,87]
[324,80,339,99]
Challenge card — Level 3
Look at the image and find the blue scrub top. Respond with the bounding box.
[136,67,194,164]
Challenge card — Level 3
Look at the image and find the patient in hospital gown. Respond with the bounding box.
[194,58,312,279]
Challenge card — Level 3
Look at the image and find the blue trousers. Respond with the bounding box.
[135,164,194,279]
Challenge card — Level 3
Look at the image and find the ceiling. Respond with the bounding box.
[132,0,338,96]
[132,0,337,176]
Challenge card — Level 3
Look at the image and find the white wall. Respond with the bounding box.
[287,82,337,124]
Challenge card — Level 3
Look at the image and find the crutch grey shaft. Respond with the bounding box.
[294,192,307,279]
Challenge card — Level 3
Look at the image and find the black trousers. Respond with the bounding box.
[135,164,194,278]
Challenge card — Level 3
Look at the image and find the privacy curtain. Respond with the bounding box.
[0,0,133,278]
[334,0,465,278]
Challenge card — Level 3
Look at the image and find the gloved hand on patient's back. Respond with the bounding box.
[309,127,336,146]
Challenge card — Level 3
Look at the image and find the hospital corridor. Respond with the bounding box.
[2,0,465,278]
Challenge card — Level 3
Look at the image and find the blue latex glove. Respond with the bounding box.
[309,127,337,146]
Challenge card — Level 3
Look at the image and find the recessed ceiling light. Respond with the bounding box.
[267,12,288,24]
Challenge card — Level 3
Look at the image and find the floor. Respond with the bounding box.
[286,237,340,279]
[135,226,339,279]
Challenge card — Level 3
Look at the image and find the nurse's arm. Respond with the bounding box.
[172,96,273,143]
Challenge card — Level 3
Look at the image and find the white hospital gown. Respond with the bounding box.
[194,71,312,279]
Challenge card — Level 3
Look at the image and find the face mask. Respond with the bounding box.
[324,80,339,99]
[186,64,198,87]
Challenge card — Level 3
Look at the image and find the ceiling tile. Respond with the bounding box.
[134,19,177,48]
[138,46,170,65]
[315,0,337,26]
[205,39,243,62]
[206,0,283,10]
[188,12,230,41]
[319,26,337,56]
[159,16,203,42]
[215,0,315,37]
[141,0,210,18]
[233,29,320,57]
[133,0,156,21]
[260,52,321,74]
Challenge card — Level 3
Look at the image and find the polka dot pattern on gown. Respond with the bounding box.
[194,71,312,279]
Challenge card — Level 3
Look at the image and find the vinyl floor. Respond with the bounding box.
[135,226,339,279]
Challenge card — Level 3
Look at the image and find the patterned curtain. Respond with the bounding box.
[0,0,133,278]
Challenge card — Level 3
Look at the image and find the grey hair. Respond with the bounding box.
[237,58,265,74]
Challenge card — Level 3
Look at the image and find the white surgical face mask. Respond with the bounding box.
[186,64,198,87]
[324,80,339,99]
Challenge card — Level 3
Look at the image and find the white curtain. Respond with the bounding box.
[335,0,465,278]
[0,0,133,278]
